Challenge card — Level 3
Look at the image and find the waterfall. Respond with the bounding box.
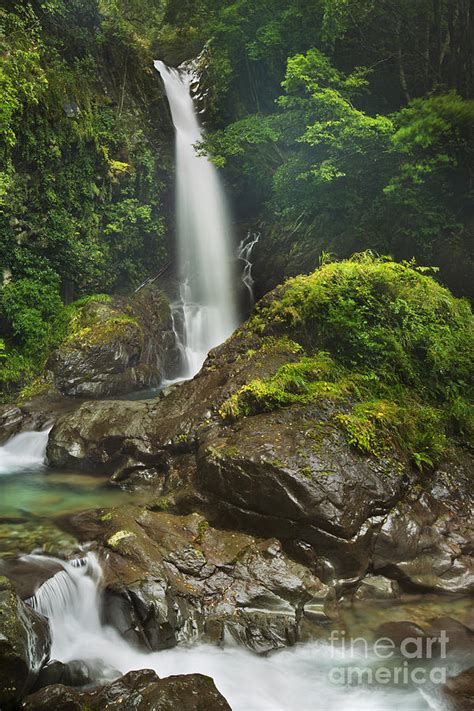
[0,428,50,475]
[27,554,110,662]
[238,231,260,307]
[155,60,238,379]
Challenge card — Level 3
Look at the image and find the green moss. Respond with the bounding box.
[220,256,474,470]
[17,374,52,401]
[154,495,171,511]
[107,529,136,548]
[195,519,210,543]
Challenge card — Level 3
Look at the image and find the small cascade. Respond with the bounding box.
[155,60,238,379]
[26,553,117,663]
[24,553,445,711]
[0,428,51,475]
[238,231,260,307]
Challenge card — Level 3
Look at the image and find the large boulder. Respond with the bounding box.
[0,576,51,706]
[48,288,180,398]
[23,669,231,710]
[59,507,332,653]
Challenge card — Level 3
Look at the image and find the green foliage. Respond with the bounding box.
[1,276,64,356]
[0,7,48,148]
[221,256,474,469]
[0,0,170,398]
[0,1,169,299]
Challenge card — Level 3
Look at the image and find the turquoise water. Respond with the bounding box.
[0,467,136,520]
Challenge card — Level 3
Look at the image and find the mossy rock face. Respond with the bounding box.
[0,587,51,705]
[48,287,180,398]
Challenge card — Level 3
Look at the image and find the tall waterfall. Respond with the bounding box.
[155,61,238,378]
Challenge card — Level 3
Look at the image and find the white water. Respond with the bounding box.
[155,60,238,379]
[0,428,50,475]
[27,553,449,710]
[238,231,260,307]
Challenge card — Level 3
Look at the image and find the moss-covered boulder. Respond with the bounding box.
[47,257,474,592]
[0,576,51,706]
[48,288,180,398]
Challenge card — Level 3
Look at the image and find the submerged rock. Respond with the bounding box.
[23,669,231,710]
[0,576,51,705]
[48,288,180,398]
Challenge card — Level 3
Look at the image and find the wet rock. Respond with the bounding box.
[373,491,474,595]
[197,406,406,579]
[0,405,52,444]
[0,576,51,705]
[373,620,446,659]
[48,288,178,398]
[0,405,24,444]
[34,658,121,691]
[427,617,474,653]
[22,683,84,711]
[23,669,231,710]
[63,507,333,653]
[46,291,474,598]
[0,555,65,599]
[375,620,428,649]
[353,575,400,601]
[442,666,474,711]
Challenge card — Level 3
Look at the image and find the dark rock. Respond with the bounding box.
[0,576,51,705]
[34,658,121,691]
[0,405,24,444]
[442,666,474,711]
[0,555,64,599]
[427,617,474,653]
[197,406,406,579]
[22,683,85,711]
[373,492,474,594]
[48,288,179,398]
[374,620,444,658]
[23,669,231,710]
[62,507,333,653]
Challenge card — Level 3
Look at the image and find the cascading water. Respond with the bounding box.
[26,552,455,711]
[0,428,50,475]
[237,231,260,307]
[155,60,238,379]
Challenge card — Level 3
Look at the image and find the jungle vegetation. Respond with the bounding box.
[0,0,473,400]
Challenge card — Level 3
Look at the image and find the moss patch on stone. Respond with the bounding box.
[220,255,473,470]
